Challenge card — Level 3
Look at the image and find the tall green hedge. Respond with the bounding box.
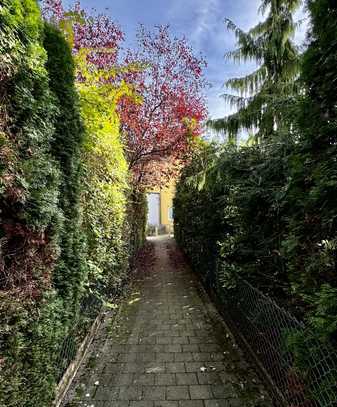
[0,2,147,406]
[0,1,63,405]
[43,23,86,310]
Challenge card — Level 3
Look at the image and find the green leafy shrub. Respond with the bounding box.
[175,139,294,300]
[78,73,133,296]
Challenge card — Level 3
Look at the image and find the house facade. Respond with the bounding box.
[147,181,175,234]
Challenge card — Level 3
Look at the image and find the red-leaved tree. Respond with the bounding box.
[43,0,124,69]
[43,2,207,189]
[119,25,207,188]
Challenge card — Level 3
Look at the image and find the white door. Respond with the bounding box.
[147,193,160,226]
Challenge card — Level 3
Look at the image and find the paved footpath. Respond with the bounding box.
[64,236,272,407]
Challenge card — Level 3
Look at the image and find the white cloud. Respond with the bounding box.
[189,0,220,46]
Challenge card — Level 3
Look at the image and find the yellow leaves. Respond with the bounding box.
[58,10,86,49]
[59,18,75,49]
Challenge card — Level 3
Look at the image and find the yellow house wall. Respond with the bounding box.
[160,182,175,227]
[148,181,175,230]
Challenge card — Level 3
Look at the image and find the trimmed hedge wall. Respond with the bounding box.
[0,2,147,406]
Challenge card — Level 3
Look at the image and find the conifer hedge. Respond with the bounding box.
[0,1,64,405]
[0,2,147,406]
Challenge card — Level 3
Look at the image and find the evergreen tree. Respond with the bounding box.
[209,0,301,142]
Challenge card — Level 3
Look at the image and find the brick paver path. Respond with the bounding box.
[64,236,272,407]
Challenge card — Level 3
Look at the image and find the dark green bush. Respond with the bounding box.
[43,23,86,309]
[175,136,337,343]
[175,139,294,301]
[0,1,63,405]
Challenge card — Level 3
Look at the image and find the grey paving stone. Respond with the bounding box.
[185,362,204,372]
[62,237,272,407]
[104,362,125,374]
[189,385,212,400]
[157,353,175,362]
[179,401,204,407]
[118,353,138,362]
[144,363,166,374]
[140,337,157,345]
[133,373,155,386]
[119,385,142,400]
[175,373,198,385]
[204,401,231,407]
[174,353,193,362]
[153,345,166,352]
[166,386,190,400]
[109,373,134,386]
[155,373,176,385]
[199,344,222,353]
[172,337,189,345]
[142,385,166,400]
[94,386,119,401]
[154,402,178,407]
[105,402,129,407]
[165,362,186,373]
[166,345,182,353]
[138,353,156,362]
[124,363,144,373]
[193,353,212,362]
[182,344,199,353]
[157,336,172,345]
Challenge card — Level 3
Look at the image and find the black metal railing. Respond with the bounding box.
[215,276,337,407]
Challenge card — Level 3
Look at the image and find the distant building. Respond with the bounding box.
[147,181,175,235]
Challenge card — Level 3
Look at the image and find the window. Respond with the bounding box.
[168,207,174,221]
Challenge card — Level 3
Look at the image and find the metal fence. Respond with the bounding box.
[215,277,337,407]
[55,290,103,383]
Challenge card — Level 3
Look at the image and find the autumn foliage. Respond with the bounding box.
[119,25,207,188]
[43,1,207,188]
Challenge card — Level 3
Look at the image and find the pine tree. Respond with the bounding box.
[209,0,301,142]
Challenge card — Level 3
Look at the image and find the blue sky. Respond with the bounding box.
[64,0,308,120]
